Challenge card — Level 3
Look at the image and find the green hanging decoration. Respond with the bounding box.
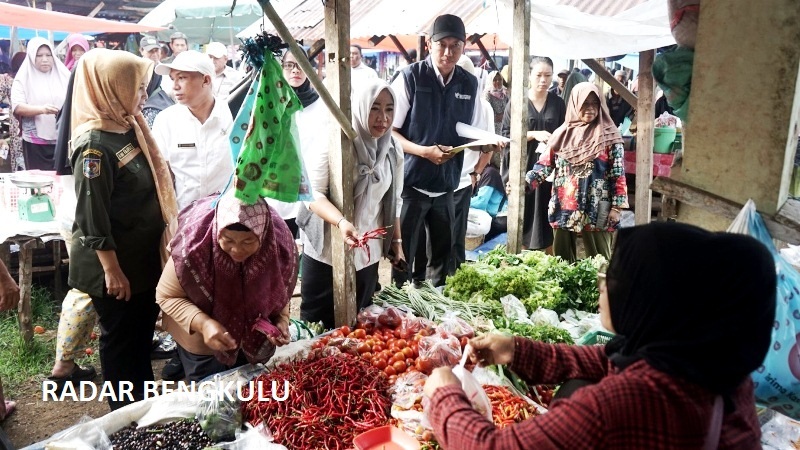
[233,53,305,204]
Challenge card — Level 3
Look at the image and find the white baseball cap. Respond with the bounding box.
[205,42,227,59]
[155,50,214,77]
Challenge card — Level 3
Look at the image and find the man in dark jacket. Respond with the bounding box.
[388,14,495,287]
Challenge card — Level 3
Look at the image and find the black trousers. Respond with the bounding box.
[392,187,455,287]
[22,140,55,171]
[452,185,473,271]
[176,345,248,383]
[91,289,159,410]
[300,255,380,330]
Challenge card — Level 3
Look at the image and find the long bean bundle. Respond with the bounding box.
[375,281,501,323]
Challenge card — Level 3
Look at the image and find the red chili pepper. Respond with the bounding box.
[348,225,391,262]
[242,353,392,448]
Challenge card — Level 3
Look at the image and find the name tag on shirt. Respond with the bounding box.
[177,143,196,149]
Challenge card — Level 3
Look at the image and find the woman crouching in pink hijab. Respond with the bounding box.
[156,189,298,381]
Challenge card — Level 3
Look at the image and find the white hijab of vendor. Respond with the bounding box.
[13,37,70,140]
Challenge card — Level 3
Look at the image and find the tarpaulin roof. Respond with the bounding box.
[0,3,165,34]
[238,0,674,58]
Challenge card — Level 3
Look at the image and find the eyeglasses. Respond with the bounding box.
[281,62,301,71]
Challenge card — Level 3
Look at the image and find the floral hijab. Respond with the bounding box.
[170,190,298,364]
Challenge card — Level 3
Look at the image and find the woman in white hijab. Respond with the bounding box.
[299,79,406,329]
[10,37,70,170]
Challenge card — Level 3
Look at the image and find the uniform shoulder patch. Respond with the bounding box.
[83,152,102,180]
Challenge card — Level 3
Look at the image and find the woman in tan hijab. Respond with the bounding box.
[526,82,628,263]
[67,48,177,410]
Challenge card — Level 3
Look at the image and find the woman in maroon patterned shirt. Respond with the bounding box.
[424,222,776,449]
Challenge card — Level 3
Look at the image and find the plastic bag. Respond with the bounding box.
[389,371,428,409]
[422,345,492,428]
[41,416,111,450]
[418,333,462,369]
[728,200,800,419]
[530,307,560,327]
[196,375,243,441]
[467,208,493,237]
[437,312,475,340]
[356,304,385,328]
[500,294,532,324]
[399,312,436,339]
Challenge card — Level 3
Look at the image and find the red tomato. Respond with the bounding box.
[331,330,344,338]
[90,332,98,340]
[393,351,406,362]
[460,336,469,349]
[396,339,408,349]
[416,358,433,374]
[361,352,373,360]
[388,375,398,385]
[384,366,397,377]
[353,329,367,339]
[33,326,45,334]
[373,358,388,370]
[357,343,371,354]
[401,347,414,358]
[372,344,384,353]
[405,358,415,367]
[392,360,407,374]
[85,348,94,355]
[340,325,352,336]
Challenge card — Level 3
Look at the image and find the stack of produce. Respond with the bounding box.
[444,246,606,315]
[242,352,392,449]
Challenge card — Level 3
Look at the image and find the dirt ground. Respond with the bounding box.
[0,260,394,448]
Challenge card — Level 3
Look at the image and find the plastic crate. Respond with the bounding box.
[577,330,615,346]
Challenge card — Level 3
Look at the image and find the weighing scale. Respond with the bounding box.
[8,173,56,222]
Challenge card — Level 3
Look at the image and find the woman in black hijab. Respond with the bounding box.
[423,222,776,449]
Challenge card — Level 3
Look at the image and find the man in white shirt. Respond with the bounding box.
[350,44,378,88]
[152,50,235,212]
[205,41,244,101]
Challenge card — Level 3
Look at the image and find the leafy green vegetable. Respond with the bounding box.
[493,319,575,345]
[444,247,606,315]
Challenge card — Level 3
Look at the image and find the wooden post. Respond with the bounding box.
[417,36,426,62]
[17,239,43,343]
[635,50,655,224]
[308,39,325,60]
[46,2,53,45]
[506,0,530,255]
[323,0,356,327]
[679,0,800,219]
[258,0,357,141]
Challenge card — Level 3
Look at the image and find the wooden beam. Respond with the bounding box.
[17,239,44,343]
[634,49,655,225]
[469,34,499,72]
[324,0,357,327]
[258,0,357,141]
[388,35,411,63]
[417,35,426,62]
[650,177,800,244]
[46,2,53,44]
[87,1,105,18]
[581,58,638,109]
[506,0,530,254]
[308,38,325,60]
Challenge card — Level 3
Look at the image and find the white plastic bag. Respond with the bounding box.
[422,345,493,428]
[467,208,492,237]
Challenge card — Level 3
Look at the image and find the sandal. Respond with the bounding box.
[47,365,97,393]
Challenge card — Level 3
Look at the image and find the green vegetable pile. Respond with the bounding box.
[493,318,575,345]
[444,246,606,315]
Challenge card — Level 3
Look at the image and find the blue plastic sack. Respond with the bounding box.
[729,200,800,419]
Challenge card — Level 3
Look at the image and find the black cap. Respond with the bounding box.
[430,14,466,42]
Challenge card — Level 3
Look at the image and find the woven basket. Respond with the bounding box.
[465,235,485,251]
